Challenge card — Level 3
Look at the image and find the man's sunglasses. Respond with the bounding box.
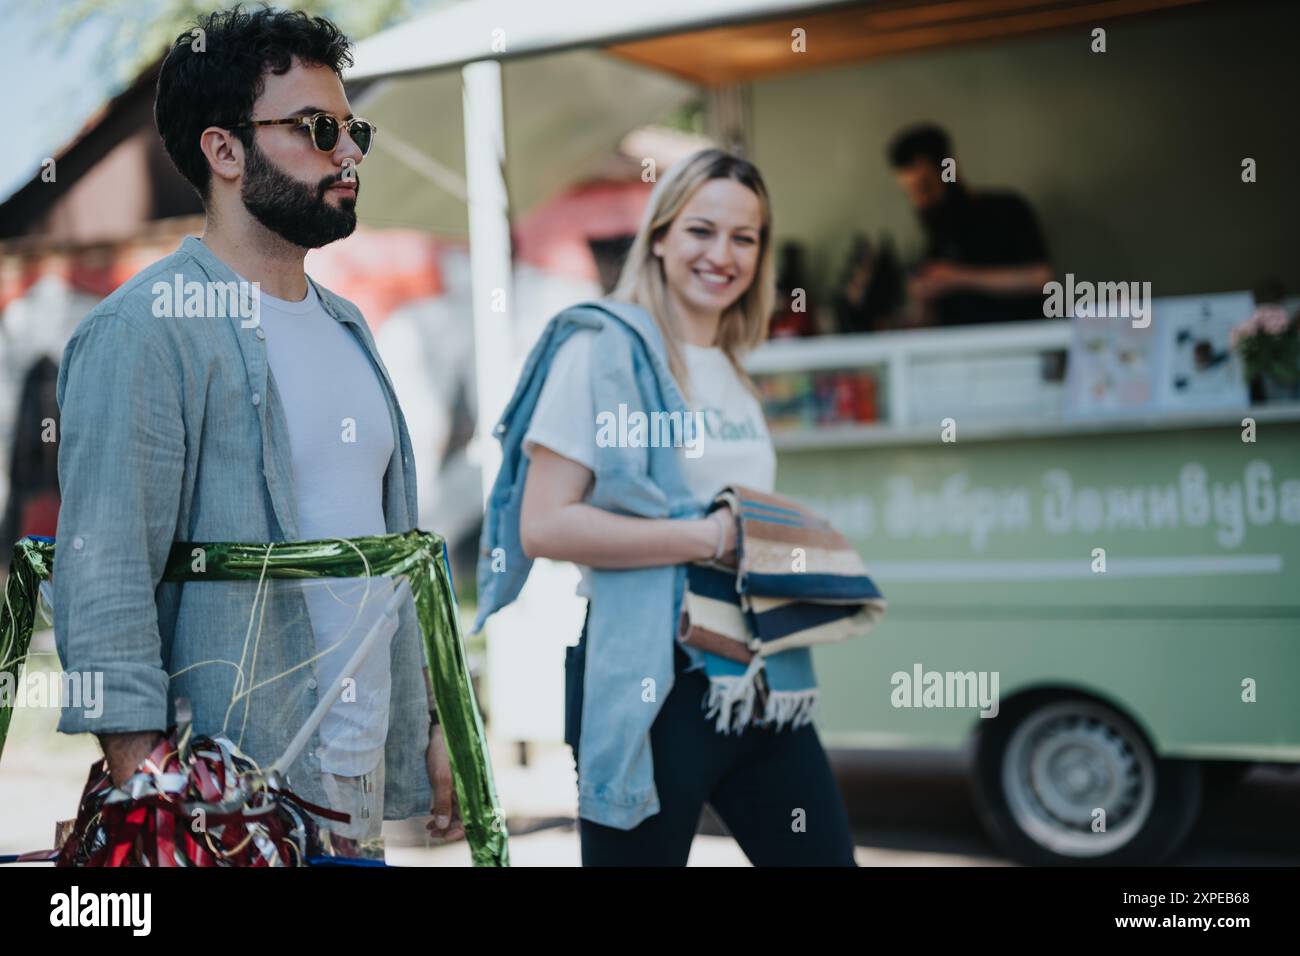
[227,112,377,156]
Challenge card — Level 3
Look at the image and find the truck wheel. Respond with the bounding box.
[971,695,1202,865]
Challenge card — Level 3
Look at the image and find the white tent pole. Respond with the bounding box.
[462,60,514,507]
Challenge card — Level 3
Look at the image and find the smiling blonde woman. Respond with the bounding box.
[476,149,856,866]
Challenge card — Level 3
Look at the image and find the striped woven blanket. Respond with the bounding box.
[678,485,887,733]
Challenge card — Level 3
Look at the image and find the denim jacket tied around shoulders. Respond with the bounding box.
[471,299,708,829]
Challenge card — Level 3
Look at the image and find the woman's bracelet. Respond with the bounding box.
[711,510,727,561]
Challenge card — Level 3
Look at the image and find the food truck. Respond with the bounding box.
[745,317,1300,864]
[345,0,1300,864]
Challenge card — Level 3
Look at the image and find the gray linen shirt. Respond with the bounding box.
[52,235,434,819]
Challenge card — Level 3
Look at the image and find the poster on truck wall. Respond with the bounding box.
[1154,292,1253,412]
[1065,291,1254,418]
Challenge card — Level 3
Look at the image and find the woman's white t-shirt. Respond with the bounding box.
[522,328,776,598]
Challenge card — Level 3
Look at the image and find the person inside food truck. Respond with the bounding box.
[888,122,1054,327]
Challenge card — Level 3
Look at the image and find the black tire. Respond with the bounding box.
[970,693,1203,865]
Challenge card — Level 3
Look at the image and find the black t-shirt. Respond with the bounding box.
[921,187,1049,325]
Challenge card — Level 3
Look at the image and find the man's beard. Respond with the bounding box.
[241,141,358,249]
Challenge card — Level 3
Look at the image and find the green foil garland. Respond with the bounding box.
[0,531,509,867]
[0,537,55,767]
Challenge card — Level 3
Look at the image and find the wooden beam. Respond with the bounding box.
[606,0,1214,86]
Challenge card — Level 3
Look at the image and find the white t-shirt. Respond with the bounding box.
[257,279,397,777]
[522,328,776,598]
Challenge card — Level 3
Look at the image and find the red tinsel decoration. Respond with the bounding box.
[55,718,347,867]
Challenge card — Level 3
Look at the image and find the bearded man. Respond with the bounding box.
[52,7,462,857]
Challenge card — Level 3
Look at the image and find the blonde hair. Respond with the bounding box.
[611,148,775,403]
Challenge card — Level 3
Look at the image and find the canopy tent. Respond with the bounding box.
[349,48,698,237]
[346,0,847,81]
[344,0,862,237]
[344,0,851,502]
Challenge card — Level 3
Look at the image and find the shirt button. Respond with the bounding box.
[251,392,261,406]
[255,328,266,340]
[72,536,85,550]
[306,678,317,690]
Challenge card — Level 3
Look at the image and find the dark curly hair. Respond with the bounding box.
[886,123,951,169]
[154,4,353,200]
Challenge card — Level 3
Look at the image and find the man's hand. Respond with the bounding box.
[425,724,465,841]
[99,730,165,788]
[908,260,968,302]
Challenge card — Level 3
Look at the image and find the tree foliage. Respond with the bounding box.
[51,0,456,84]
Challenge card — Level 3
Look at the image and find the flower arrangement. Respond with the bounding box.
[1230,304,1299,387]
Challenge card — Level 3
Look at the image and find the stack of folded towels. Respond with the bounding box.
[678,485,887,733]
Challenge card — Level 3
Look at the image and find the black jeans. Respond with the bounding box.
[565,603,857,866]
